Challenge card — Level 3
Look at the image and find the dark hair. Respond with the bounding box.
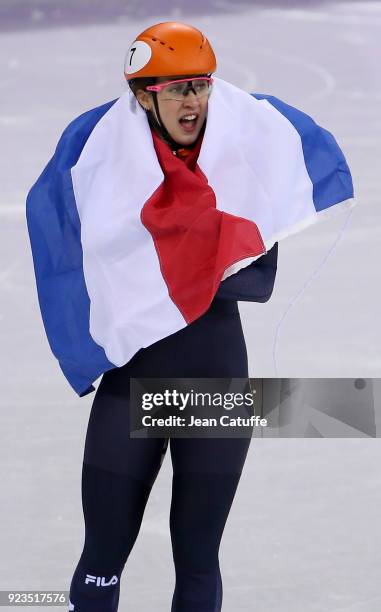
[128,77,157,97]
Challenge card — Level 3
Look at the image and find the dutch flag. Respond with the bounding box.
[26,77,354,397]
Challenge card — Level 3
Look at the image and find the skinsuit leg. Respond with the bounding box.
[169,436,251,612]
[68,371,168,611]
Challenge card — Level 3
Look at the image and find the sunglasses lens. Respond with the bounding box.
[160,79,212,100]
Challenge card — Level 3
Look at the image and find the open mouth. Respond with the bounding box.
[179,113,199,132]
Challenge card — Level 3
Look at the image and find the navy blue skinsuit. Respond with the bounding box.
[68,243,278,612]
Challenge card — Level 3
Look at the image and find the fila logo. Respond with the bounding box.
[68,600,74,611]
[85,574,119,587]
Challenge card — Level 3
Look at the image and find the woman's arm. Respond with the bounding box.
[215,242,278,302]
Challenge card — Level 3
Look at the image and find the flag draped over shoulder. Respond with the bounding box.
[26,77,354,397]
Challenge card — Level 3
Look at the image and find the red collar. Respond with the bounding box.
[150,127,204,172]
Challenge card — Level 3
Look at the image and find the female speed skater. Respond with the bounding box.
[26,21,354,612]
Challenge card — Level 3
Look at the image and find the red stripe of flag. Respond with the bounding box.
[141,129,266,323]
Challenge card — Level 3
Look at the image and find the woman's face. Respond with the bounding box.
[137,75,209,146]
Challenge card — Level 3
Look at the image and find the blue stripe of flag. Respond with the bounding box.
[251,93,354,211]
[26,99,118,397]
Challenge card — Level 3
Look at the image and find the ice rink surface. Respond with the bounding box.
[1,1,381,610]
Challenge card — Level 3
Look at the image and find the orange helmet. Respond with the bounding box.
[124,21,217,80]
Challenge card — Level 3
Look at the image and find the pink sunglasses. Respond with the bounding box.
[146,76,214,94]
